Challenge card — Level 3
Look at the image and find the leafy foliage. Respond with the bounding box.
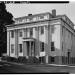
[0,2,14,56]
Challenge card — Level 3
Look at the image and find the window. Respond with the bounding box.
[41,26,44,34]
[29,17,33,21]
[19,44,22,53]
[41,42,44,52]
[51,42,55,51]
[39,15,44,19]
[19,31,22,37]
[30,28,33,37]
[51,57,55,62]
[11,44,14,53]
[51,25,54,33]
[11,30,14,38]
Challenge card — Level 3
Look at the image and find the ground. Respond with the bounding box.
[0,60,75,74]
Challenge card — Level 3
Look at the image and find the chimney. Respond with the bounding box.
[28,14,32,16]
[52,9,56,18]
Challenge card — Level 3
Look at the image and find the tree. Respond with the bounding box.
[0,2,14,56]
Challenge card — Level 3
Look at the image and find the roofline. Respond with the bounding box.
[57,14,75,26]
[6,17,61,27]
[14,12,52,20]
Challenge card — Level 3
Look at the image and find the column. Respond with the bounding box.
[15,29,18,58]
[29,41,31,56]
[7,31,10,56]
[23,41,27,57]
[35,27,40,57]
[45,25,49,63]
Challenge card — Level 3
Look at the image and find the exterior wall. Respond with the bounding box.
[61,20,75,64]
[18,29,24,56]
[6,12,75,65]
[71,35,75,57]
[10,30,15,57]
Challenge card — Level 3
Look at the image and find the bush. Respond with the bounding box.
[1,56,8,61]
[27,57,40,64]
[1,56,18,62]
[1,56,40,64]
[18,57,27,63]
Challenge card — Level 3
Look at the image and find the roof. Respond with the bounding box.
[14,12,52,20]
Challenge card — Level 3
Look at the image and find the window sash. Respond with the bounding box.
[19,44,22,53]
[41,26,44,34]
[41,42,44,52]
[11,44,14,53]
[11,30,14,38]
[30,28,33,37]
[51,42,55,51]
[51,57,55,62]
[19,31,22,37]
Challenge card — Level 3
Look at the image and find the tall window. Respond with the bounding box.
[39,15,44,19]
[11,30,14,38]
[30,28,33,37]
[51,25,54,33]
[19,30,22,37]
[19,44,22,53]
[11,44,14,53]
[41,42,44,52]
[41,26,44,34]
[51,42,55,51]
[51,57,55,62]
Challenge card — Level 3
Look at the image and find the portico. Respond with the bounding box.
[23,38,35,58]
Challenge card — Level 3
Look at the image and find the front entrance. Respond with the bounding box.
[23,41,35,57]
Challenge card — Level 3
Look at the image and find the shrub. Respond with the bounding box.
[27,57,40,64]
[1,56,18,62]
[1,56,8,61]
[18,57,27,63]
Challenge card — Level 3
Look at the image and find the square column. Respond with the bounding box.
[29,41,31,56]
[7,31,10,56]
[23,41,27,57]
[15,29,18,58]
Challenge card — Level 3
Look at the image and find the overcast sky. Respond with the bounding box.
[6,2,75,26]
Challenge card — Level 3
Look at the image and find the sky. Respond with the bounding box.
[6,2,75,26]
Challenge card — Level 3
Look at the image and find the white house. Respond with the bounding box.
[6,9,75,64]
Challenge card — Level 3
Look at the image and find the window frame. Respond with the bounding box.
[19,30,22,37]
[19,44,22,53]
[30,28,33,37]
[41,42,44,52]
[51,42,55,51]
[11,30,14,38]
[51,57,55,62]
[40,26,44,34]
[11,44,14,53]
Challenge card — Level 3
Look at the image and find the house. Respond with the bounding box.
[6,9,75,64]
